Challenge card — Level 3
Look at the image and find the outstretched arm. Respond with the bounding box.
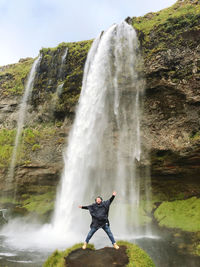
[108,191,117,204]
[78,205,89,209]
[110,191,117,204]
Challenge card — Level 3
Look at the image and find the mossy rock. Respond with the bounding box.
[154,197,200,232]
[0,58,34,96]
[32,40,92,119]
[0,188,56,221]
[0,124,58,167]
[43,243,95,267]
[43,241,155,267]
[133,0,200,55]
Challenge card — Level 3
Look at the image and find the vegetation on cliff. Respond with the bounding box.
[154,196,200,232]
[0,129,16,167]
[0,125,58,167]
[133,0,200,55]
[32,40,92,119]
[0,58,34,97]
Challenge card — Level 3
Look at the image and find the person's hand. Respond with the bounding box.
[78,205,82,208]
[112,191,117,196]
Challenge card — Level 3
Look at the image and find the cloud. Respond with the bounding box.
[0,0,176,66]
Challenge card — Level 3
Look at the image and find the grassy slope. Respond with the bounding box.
[0,58,34,96]
[154,197,200,232]
[133,0,200,34]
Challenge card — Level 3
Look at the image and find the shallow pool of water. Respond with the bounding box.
[0,224,199,267]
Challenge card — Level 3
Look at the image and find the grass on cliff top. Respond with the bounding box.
[43,241,154,267]
[40,39,92,56]
[0,58,34,96]
[154,197,200,232]
[133,0,200,35]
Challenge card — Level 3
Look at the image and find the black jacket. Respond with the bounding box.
[82,195,115,228]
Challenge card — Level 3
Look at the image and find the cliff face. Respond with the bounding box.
[0,0,199,222]
[135,0,200,178]
[0,40,92,219]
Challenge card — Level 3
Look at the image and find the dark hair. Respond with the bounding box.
[95,196,103,202]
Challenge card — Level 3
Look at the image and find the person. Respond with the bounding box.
[79,191,119,250]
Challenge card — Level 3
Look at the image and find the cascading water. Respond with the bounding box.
[59,47,68,79]
[53,47,68,107]
[7,55,42,190]
[52,21,151,240]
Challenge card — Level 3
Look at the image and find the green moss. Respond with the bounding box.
[0,58,34,96]
[31,144,41,151]
[0,124,57,167]
[118,241,155,267]
[43,243,95,267]
[154,197,200,232]
[20,125,56,164]
[196,243,200,256]
[133,0,200,58]
[23,128,40,145]
[0,196,17,205]
[133,1,200,35]
[190,131,200,142]
[21,191,56,215]
[0,129,16,167]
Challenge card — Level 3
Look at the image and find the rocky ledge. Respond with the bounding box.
[65,246,128,267]
[44,241,155,267]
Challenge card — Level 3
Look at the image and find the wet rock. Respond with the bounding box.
[65,246,128,267]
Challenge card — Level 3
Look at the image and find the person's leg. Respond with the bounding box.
[85,227,98,243]
[102,223,116,244]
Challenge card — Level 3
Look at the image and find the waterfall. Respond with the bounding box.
[7,55,42,189]
[58,47,68,79]
[54,48,68,102]
[52,21,150,239]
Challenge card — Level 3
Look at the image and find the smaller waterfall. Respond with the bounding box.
[58,47,68,79]
[0,209,8,223]
[52,47,68,110]
[56,83,64,97]
[55,47,68,97]
[7,55,42,190]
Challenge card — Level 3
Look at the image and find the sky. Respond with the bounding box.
[0,0,176,66]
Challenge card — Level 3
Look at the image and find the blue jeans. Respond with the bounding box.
[85,223,116,244]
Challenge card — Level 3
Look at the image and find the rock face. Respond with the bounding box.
[136,0,200,178]
[0,0,199,220]
[65,247,128,267]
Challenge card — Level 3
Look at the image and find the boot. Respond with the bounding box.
[82,242,87,250]
[113,243,119,249]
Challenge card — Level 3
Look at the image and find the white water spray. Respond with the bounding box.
[7,55,42,188]
[52,21,150,239]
